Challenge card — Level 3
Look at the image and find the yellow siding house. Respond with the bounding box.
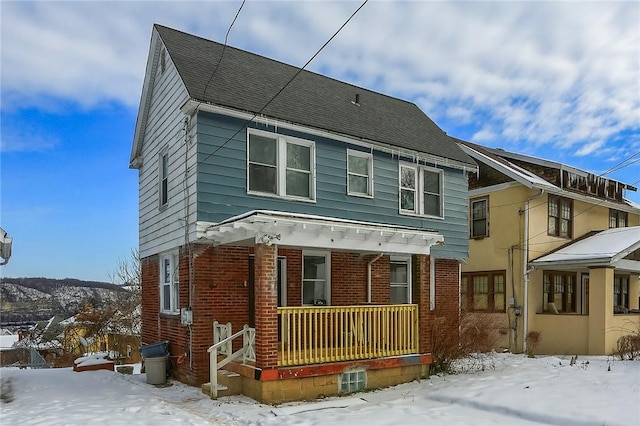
[458,140,640,356]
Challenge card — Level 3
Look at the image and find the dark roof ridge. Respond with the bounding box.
[152,24,476,167]
[153,24,420,109]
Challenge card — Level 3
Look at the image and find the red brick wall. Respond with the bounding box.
[280,248,301,306]
[331,252,367,305]
[141,244,462,386]
[413,254,431,353]
[254,243,278,368]
[371,255,391,304]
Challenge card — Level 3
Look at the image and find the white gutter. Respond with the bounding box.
[367,253,384,303]
[523,189,545,353]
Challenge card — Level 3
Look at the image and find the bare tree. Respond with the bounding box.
[110,248,141,288]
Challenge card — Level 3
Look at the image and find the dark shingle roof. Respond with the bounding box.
[154,24,475,167]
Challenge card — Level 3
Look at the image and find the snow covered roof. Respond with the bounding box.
[531,226,640,271]
[457,140,555,190]
[457,139,639,212]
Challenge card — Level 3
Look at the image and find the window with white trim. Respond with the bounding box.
[399,163,443,217]
[390,257,411,304]
[347,149,373,197]
[159,150,169,208]
[247,129,315,201]
[302,251,330,306]
[160,252,179,314]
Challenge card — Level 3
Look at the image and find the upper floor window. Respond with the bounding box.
[347,149,373,197]
[461,271,505,312]
[160,47,166,73]
[614,275,629,313]
[543,271,576,313]
[159,150,169,208]
[390,257,412,304]
[302,251,330,306]
[609,209,628,228]
[470,197,488,238]
[548,195,572,238]
[247,130,315,201]
[399,163,443,218]
[160,252,179,314]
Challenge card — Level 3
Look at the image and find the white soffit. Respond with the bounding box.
[199,210,444,255]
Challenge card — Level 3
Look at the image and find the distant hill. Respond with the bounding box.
[0,277,129,326]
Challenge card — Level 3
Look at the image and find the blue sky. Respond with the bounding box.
[1,1,639,282]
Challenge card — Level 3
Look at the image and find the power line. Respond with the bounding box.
[599,150,640,177]
[191,0,369,170]
[201,0,247,100]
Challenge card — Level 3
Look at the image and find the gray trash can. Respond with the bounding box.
[145,354,168,385]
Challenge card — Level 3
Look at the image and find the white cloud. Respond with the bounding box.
[1,1,638,164]
[0,127,59,153]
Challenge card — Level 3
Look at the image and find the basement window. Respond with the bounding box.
[339,370,366,394]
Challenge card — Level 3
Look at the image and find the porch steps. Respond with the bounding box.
[201,369,242,398]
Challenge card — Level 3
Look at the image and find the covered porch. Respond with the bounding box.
[528,226,640,355]
[200,210,446,402]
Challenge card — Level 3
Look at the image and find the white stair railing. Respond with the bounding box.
[207,322,255,398]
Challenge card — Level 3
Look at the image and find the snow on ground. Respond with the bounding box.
[1,353,638,425]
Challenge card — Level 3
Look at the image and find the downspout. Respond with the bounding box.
[430,256,436,310]
[182,114,193,369]
[367,253,384,303]
[522,189,544,353]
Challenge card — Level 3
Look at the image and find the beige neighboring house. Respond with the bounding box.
[458,139,640,356]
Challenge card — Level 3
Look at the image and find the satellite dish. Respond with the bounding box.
[79,336,89,348]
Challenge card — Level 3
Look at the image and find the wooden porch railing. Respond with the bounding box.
[278,304,419,367]
[207,322,255,399]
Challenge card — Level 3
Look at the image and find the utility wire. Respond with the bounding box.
[523,176,640,246]
[191,0,369,171]
[599,150,640,177]
[201,0,247,100]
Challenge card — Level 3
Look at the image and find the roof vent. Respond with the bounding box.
[351,93,360,107]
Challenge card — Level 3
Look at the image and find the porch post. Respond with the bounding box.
[629,274,639,311]
[254,243,279,368]
[588,267,614,354]
[413,254,431,354]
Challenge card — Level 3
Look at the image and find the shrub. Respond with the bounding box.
[526,331,542,358]
[430,310,501,374]
[616,334,640,360]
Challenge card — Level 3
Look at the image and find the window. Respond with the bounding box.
[609,209,628,228]
[159,151,169,208]
[390,258,411,304]
[247,129,315,200]
[160,252,179,314]
[461,271,506,312]
[548,195,572,238]
[543,272,576,313]
[302,252,330,305]
[399,163,443,217]
[340,370,366,393]
[614,275,630,313]
[470,197,488,238]
[347,149,373,197]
